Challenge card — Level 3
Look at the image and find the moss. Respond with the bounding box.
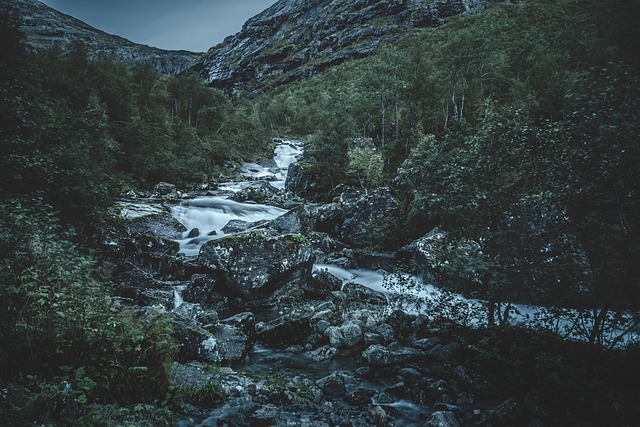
[283,233,309,246]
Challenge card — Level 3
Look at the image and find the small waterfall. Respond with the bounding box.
[170,140,302,256]
[173,284,186,309]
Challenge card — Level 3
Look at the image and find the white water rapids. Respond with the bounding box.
[171,140,302,256]
[169,139,639,348]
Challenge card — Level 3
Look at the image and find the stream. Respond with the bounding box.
[168,139,638,425]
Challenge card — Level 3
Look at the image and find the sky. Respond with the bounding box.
[40,0,278,52]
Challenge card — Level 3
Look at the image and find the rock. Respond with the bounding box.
[339,188,402,250]
[396,228,481,290]
[491,397,526,424]
[154,182,177,196]
[183,274,220,306]
[205,323,252,363]
[220,312,256,339]
[342,283,388,306]
[249,404,280,426]
[198,230,314,300]
[221,219,268,234]
[123,210,186,242]
[325,321,363,348]
[368,406,389,425]
[453,365,473,385]
[362,344,424,367]
[284,161,319,199]
[312,205,344,237]
[187,228,200,238]
[316,373,346,399]
[268,205,317,235]
[257,318,313,348]
[413,337,442,351]
[307,268,343,297]
[364,332,385,346]
[428,342,462,364]
[426,411,460,427]
[190,0,497,95]
[316,320,331,334]
[345,389,374,406]
[173,302,201,322]
[170,314,225,364]
[306,345,338,362]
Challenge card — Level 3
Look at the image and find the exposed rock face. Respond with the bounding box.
[198,230,314,299]
[191,0,502,95]
[13,0,202,75]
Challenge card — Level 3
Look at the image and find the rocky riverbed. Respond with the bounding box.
[102,139,569,426]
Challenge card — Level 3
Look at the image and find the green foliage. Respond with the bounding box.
[347,145,385,193]
[465,326,640,425]
[0,197,178,423]
[174,381,226,408]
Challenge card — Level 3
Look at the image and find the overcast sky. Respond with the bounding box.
[40,0,277,52]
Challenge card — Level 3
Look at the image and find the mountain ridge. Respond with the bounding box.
[191,0,507,95]
[12,0,203,75]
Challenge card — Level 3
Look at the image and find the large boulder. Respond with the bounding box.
[339,188,402,250]
[198,230,314,300]
[268,205,317,236]
[325,320,363,348]
[395,228,481,290]
[284,161,315,197]
[183,274,220,307]
[362,344,424,367]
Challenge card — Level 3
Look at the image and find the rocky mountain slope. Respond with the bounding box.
[12,0,202,75]
[192,0,505,95]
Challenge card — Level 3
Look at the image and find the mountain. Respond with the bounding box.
[12,0,203,75]
[192,0,505,95]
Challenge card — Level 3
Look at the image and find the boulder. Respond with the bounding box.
[362,344,424,367]
[198,230,314,299]
[307,268,343,297]
[154,182,177,196]
[316,373,346,399]
[257,318,313,348]
[171,315,225,364]
[268,205,317,235]
[221,219,268,234]
[325,321,363,348]
[284,161,316,198]
[306,345,338,362]
[312,204,343,237]
[220,312,256,340]
[339,188,401,250]
[396,228,482,290]
[426,411,460,427]
[183,274,220,306]
[205,323,253,363]
[123,210,186,241]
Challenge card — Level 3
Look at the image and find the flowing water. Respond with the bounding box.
[170,140,302,257]
[172,139,638,425]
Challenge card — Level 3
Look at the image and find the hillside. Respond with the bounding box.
[13,0,202,75]
[191,0,504,95]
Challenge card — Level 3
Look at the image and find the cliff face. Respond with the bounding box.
[13,0,203,75]
[192,0,503,95]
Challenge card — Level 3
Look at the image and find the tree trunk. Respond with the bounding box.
[381,92,386,148]
[488,298,496,327]
[394,92,399,141]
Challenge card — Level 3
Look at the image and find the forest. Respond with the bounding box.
[1,0,640,424]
